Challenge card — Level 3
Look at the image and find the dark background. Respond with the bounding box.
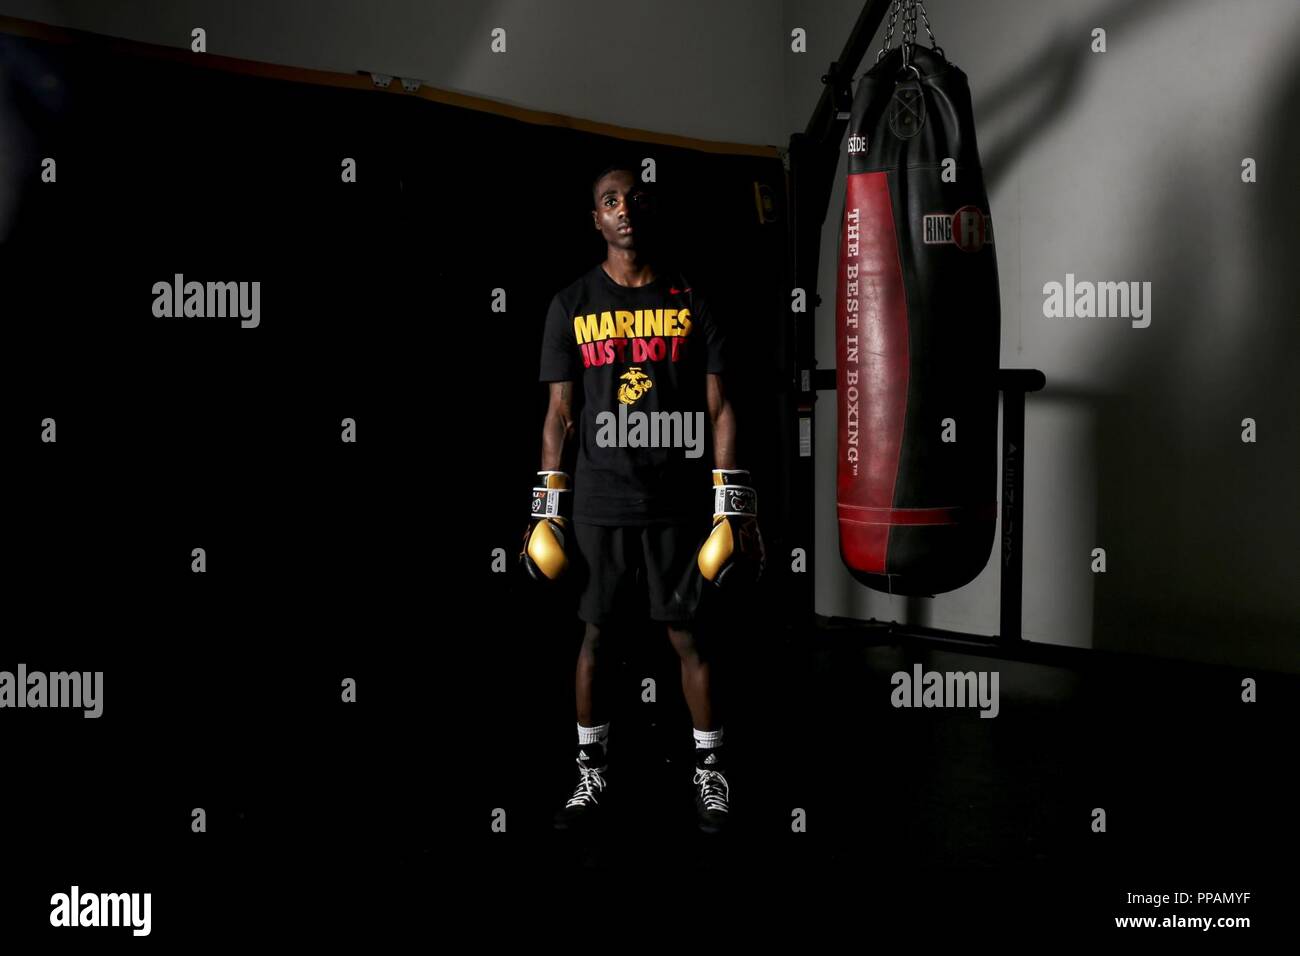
[0,25,802,942]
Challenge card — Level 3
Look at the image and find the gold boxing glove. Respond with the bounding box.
[697,469,765,587]
[521,471,571,581]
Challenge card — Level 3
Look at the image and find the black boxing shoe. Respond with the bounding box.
[553,744,609,831]
[693,747,731,834]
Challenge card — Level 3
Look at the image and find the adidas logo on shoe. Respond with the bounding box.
[554,749,610,830]
[703,752,718,765]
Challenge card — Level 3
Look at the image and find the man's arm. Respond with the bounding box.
[707,372,737,470]
[541,380,577,471]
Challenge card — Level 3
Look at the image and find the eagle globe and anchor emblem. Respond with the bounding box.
[617,367,654,406]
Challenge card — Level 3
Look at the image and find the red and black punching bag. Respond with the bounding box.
[836,35,1000,596]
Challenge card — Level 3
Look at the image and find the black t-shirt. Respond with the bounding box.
[538,263,726,525]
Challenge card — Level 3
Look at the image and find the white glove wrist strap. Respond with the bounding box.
[531,487,570,519]
[713,484,757,518]
[531,471,571,520]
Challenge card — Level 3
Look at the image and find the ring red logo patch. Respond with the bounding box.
[922,205,994,252]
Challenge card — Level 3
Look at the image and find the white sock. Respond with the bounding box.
[577,722,610,748]
[693,727,724,750]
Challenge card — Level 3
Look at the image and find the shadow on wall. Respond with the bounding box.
[975,0,1182,196]
[967,0,1299,671]
[1087,34,1300,673]
[834,0,1299,670]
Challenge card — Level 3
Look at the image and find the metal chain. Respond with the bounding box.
[901,0,918,71]
[877,0,944,70]
[916,0,941,53]
[876,0,903,63]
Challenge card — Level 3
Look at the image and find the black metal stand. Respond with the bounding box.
[996,368,1045,642]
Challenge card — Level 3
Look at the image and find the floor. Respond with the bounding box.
[7,618,1293,940]
[473,619,1298,931]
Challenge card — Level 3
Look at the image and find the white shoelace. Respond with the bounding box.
[565,763,607,809]
[693,769,730,812]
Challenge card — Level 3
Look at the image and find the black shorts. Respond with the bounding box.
[573,522,707,626]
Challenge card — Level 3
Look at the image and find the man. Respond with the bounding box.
[523,159,762,834]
